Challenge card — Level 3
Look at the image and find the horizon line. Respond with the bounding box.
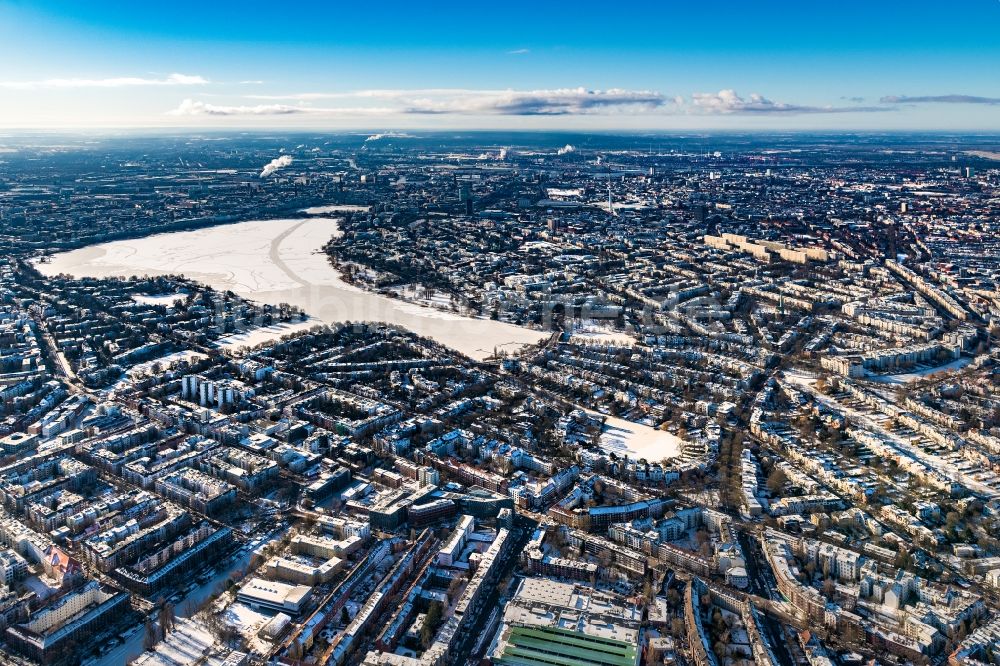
[4,127,1000,136]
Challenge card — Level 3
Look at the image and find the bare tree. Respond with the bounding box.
[142,619,159,651]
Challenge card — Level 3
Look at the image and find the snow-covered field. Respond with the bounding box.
[300,204,372,214]
[567,329,636,347]
[591,199,654,213]
[214,319,321,351]
[783,368,819,387]
[867,357,973,384]
[133,292,187,306]
[595,413,683,461]
[104,350,208,394]
[132,618,231,666]
[126,350,207,376]
[784,358,972,388]
[35,218,547,360]
[220,602,275,654]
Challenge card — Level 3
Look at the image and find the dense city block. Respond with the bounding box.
[0,132,999,666]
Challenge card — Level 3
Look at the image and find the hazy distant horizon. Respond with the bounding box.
[3,129,1000,141]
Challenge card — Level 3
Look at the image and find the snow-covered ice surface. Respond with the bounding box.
[36,217,547,360]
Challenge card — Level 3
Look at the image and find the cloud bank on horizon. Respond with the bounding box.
[166,86,911,120]
[169,99,311,117]
[3,67,998,129]
[1,1,997,130]
[690,90,888,115]
[880,94,1000,106]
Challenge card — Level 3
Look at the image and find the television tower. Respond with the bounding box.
[606,163,615,216]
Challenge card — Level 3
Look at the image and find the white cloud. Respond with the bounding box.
[246,89,475,102]
[0,73,209,90]
[507,48,530,55]
[242,87,883,117]
[881,94,1000,105]
[162,87,890,122]
[557,144,575,155]
[243,87,665,115]
[689,89,888,114]
[167,98,399,117]
[169,99,307,116]
[403,87,667,115]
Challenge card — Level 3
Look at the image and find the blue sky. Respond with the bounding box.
[1,0,999,130]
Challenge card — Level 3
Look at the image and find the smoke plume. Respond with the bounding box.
[260,155,293,178]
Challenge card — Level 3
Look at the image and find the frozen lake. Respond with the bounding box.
[36,218,547,360]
